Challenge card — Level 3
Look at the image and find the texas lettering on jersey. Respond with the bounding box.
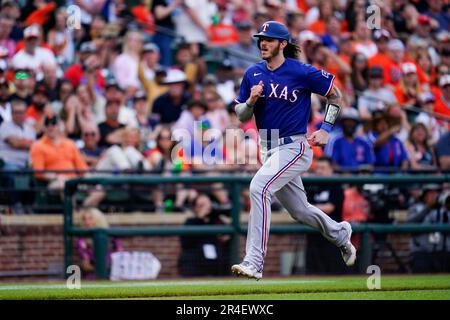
[267,83,299,102]
[235,58,335,138]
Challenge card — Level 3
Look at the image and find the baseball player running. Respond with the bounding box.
[231,21,356,280]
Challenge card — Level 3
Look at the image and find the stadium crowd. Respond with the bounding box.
[0,0,448,220]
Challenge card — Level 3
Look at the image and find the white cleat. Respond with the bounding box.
[340,221,357,266]
[231,261,262,280]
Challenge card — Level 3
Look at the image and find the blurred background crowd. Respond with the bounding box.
[0,0,448,216]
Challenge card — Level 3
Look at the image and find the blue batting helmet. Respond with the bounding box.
[253,21,291,43]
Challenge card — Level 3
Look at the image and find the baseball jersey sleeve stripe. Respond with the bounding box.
[324,74,336,97]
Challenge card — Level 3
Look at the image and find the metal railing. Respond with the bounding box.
[63,174,450,279]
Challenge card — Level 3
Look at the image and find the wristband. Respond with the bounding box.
[321,103,340,132]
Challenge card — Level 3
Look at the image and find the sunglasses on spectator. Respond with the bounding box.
[44,118,58,126]
[83,132,97,137]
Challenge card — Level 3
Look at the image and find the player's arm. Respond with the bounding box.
[309,85,342,146]
[235,80,264,123]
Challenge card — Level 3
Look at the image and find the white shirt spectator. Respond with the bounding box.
[0,102,12,124]
[12,47,57,80]
[112,53,141,91]
[174,0,215,44]
[0,120,36,167]
[118,105,138,128]
[357,88,398,115]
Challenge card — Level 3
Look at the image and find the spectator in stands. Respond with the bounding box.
[103,78,137,128]
[185,119,231,208]
[306,0,333,36]
[407,183,443,273]
[0,99,36,213]
[173,0,212,56]
[139,42,162,83]
[37,62,61,103]
[0,77,11,126]
[138,62,168,115]
[97,23,121,70]
[208,4,239,47]
[368,29,391,84]
[286,11,306,44]
[424,0,449,31]
[320,15,341,54]
[204,90,230,134]
[79,124,105,170]
[25,83,53,135]
[357,66,398,121]
[147,126,197,212]
[306,156,346,274]
[133,90,157,143]
[434,74,450,120]
[98,98,126,148]
[435,131,450,170]
[151,0,184,66]
[178,193,229,277]
[83,127,150,207]
[64,42,105,89]
[173,99,207,139]
[9,69,33,106]
[394,62,425,108]
[60,92,95,141]
[76,207,123,279]
[327,108,374,170]
[350,52,369,98]
[0,99,36,169]
[386,39,406,86]
[47,7,75,66]
[173,42,207,89]
[415,92,442,145]
[409,14,437,47]
[352,19,378,59]
[405,123,437,171]
[12,24,56,81]
[365,111,409,170]
[151,69,191,125]
[228,21,260,78]
[0,13,15,58]
[51,79,74,116]
[30,115,88,191]
[112,30,143,99]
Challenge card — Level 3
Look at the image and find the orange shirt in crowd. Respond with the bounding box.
[30,135,88,179]
[342,187,370,223]
[25,105,44,122]
[23,2,56,26]
[209,24,239,46]
[368,52,392,84]
[434,95,450,119]
[308,20,327,35]
[393,83,424,106]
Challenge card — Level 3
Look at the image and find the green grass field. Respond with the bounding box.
[0,275,449,300]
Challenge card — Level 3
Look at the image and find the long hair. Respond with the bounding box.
[257,38,301,60]
[283,42,301,59]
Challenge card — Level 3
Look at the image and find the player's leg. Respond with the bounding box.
[274,177,357,266]
[232,141,307,279]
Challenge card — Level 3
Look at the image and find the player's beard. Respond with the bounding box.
[261,43,282,61]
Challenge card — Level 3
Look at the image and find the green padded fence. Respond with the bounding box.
[64,174,450,279]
